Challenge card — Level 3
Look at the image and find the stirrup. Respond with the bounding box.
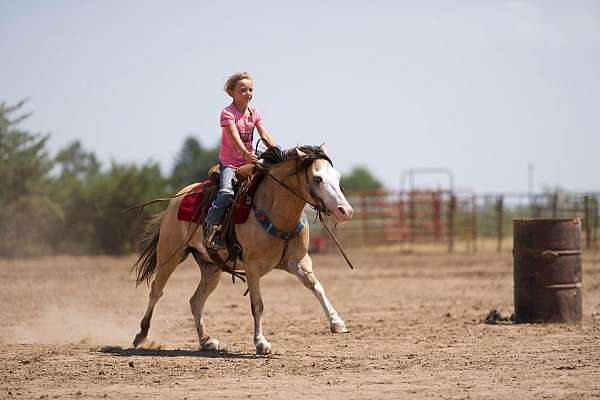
[204,224,224,250]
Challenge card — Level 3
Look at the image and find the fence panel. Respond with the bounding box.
[308,191,599,253]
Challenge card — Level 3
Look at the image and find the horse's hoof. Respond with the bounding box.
[330,322,349,333]
[202,338,226,352]
[133,333,146,348]
[255,340,272,355]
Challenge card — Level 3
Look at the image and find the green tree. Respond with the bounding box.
[55,140,101,180]
[48,141,168,255]
[170,136,218,190]
[49,141,103,253]
[83,161,168,254]
[0,100,60,257]
[340,166,383,192]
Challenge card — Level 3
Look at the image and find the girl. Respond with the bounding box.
[204,72,276,250]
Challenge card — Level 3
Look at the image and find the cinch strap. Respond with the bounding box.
[254,209,306,241]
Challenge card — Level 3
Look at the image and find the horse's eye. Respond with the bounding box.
[313,176,323,185]
[340,186,347,194]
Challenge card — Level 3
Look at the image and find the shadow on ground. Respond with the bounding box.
[98,345,268,359]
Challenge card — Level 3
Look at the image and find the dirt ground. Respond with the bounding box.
[1,248,599,399]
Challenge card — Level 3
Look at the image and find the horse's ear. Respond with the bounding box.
[319,143,328,154]
[296,148,307,158]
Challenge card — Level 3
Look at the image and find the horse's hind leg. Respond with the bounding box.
[133,249,186,348]
[189,252,225,351]
[283,253,348,333]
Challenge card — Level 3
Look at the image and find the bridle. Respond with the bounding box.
[256,164,327,214]
[254,158,354,270]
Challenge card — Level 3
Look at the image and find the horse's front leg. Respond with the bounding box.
[283,253,348,333]
[245,265,271,354]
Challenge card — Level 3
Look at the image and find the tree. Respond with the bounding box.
[85,161,168,254]
[55,140,101,181]
[48,141,103,253]
[48,141,168,255]
[170,136,219,190]
[340,166,383,192]
[0,100,59,257]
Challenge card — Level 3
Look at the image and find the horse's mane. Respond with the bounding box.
[259,145,333,174]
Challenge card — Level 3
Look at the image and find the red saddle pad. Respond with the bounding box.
[177,174,261,225]
[177,181,212,223]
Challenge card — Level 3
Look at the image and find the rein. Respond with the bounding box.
[259,167,326,213]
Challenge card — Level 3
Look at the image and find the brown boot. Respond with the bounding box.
[203,224,224,250]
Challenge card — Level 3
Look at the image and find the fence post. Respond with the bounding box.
[433,191,441,240]
[531,195,541,218]
[584,195,591,249]
[496,195,504,253]
[397,194,405,243]
[471,195,477,253]
[552,192,558,218]
[595,195,599,248]
[448,194,456,253]
[409,191,416,247]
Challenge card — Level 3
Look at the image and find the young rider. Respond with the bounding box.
[204,72,276,250]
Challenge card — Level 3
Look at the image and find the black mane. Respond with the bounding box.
[259,145,333,173]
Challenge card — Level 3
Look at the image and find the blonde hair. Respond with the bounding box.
[224,72,253,97]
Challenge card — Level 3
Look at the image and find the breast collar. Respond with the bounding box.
[254,208,307,241]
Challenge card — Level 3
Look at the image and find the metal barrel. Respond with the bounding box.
[513,218,582,323]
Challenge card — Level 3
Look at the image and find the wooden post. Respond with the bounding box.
[592,196,599,247]
[471,195,478,253]
[433,191,442,241]
[552,192,559,218]
[584,195,591,249]
[496,195,504,253]
[531,195,541,218]
[448,194,456,253]
[397,195,405,243]
[409,191,416,247]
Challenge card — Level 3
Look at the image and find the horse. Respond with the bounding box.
[130,144,354,354]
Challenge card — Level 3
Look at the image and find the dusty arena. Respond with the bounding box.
[1,248,599,399]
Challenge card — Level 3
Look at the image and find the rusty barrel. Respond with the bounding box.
[513,218,582,323]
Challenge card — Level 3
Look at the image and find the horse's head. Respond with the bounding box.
[297,144,354,224]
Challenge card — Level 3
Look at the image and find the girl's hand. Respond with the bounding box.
[243,150,258,164]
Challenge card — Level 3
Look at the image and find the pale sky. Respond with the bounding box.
[2,1,599,193]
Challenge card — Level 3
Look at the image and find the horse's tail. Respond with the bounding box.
[131,211,165,287]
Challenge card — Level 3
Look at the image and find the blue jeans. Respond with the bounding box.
[205,164,236,225]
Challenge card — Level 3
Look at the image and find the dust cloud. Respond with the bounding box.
[9,304,132,346]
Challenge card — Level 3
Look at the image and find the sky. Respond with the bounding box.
[1,0,599,193]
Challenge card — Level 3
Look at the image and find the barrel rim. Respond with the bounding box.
[513,250,582,258]
[513,218,581,223]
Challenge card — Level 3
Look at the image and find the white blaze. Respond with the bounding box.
[311,161,353,224]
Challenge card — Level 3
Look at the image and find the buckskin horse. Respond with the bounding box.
[131,144,354,354]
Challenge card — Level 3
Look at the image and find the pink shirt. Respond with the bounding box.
[219,103,263,168]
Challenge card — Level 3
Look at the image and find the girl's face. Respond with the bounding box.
[231,78,253,105]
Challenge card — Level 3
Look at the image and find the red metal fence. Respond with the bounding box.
[308,191,600,253]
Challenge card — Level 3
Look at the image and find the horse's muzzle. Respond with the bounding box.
[331,204,353,224]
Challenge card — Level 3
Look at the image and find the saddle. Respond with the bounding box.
[203,164,267,280]
[177,164,263,224]
[208,163,256,185]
